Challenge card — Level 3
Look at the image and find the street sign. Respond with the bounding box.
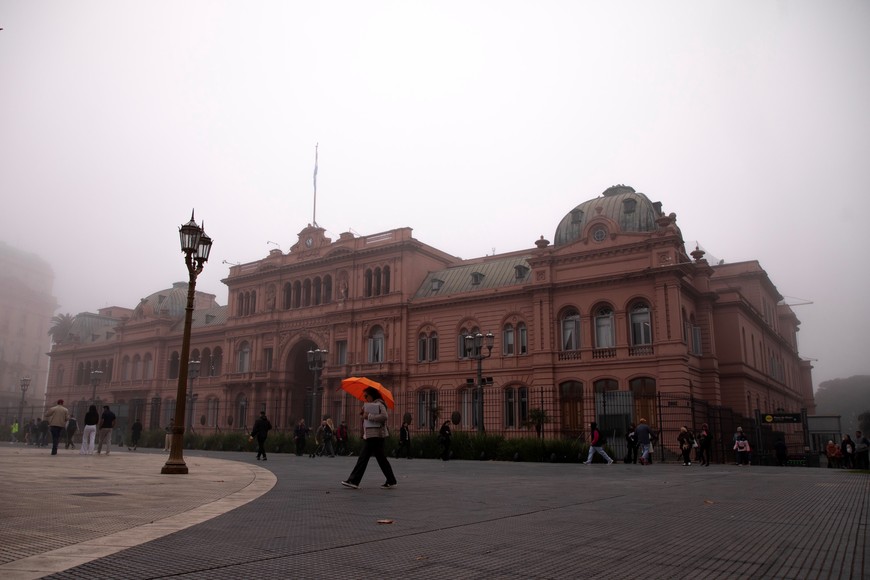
[763,413,802,424]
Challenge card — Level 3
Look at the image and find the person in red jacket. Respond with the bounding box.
[583,422,614,465]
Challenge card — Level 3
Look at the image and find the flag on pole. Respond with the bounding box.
[312,143,319,226]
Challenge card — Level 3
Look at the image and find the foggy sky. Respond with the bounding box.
[1,1,868,389]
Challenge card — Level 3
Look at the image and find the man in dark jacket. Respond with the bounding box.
[251,411,272,460]
[65,416,78,449]
[636,418,654,465]
[97,406,116,455]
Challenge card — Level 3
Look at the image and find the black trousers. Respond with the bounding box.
[49,426,63,454]
[347,437,396,486]
[625,445,638,463]
[256,437,267,458]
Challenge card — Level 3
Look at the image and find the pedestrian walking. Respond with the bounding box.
[438,420,452,461]
[11,420,19,443]
[398,419,412,459]
[732,427,745,465]
[43,399,69,456]
[825,440,840,468]
[65,416,78,449]
[583,422,614,465]
[697,423,712,466]
[677,425,695,466]
[96,406,116,455]
[335,420,349,455]
[636,418,654,465]
[734,432,751,466]
[624,423,638,464]
[128,418,142,451]
[840,434,855,469]
[250,411,272,461]
[37,419,49,448]
[322,417,336,457]
[341,387,398,489]
[294,419,309,456]
[80,405,99,455]
[774,438,788,466]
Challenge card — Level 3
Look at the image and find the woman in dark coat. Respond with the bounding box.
[697,423,712,466]
[677,425,695,466]
[251,411,272,461]
[439,421,452,461]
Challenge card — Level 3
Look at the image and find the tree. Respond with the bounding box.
[524,408,550,439]
[859,410,870,434]
[48,313,75,345]
[815,376,870,434]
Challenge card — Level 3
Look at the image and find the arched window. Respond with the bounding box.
[283,283,292,310]
[364,269,373,297]
[323,275,333,303]
[630,377,656,425]
[293,281,302,308]
[168,352,180,380]
[418,331,439,362]
[368,326,385,363]
[383,266,391,294]
[143,353,154,380]
[132,354,142,380]
[457,326,479,359]
[559,380,584,435]
[417,388,438,430]
[561,309,581,350]
[374,267,382,295]
[206,397,220,427]
[504,385,529,428]
[76,362,85,386]
[594,306,615,349]
[237,341,251,372]
[121,356,131,381]
[236,292,244,316]
[518,322,528,355]
[250,291,257,314]
[163,398,177,427]
[303,279,311,307]
[503,324,515,356]
[201,348,212,376]
[212,347,223,375]
[630,303,652,345]
[314,276,322,305]
[594,378,618,393]
[56,366,65,387]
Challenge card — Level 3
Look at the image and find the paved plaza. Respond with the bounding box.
[0,445,866,579]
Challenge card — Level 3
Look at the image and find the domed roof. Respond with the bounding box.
[554,185,661,246]
[132,282,219,319]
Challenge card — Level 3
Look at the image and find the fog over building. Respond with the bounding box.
[42,185,813,457]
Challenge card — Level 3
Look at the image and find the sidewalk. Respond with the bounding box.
[0,445,275,579]
[0,444,866,579]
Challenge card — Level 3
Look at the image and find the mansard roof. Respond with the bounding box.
[414,254,532,299]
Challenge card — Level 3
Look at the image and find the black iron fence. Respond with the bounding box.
[0,390,809,464]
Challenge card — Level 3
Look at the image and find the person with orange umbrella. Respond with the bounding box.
[341,386,398,490]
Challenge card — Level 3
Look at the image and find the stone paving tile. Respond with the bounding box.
[1,445,866,579]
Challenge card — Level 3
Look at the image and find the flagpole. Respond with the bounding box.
[312,143,318,227]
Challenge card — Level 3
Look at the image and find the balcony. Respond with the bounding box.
[629,345,654,356]
[592,348,616,359]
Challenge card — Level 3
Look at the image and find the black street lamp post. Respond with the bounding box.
[464,332,494,434]
[185,360,201,432]
[89,370,103,405]
[306,349,327,426]
[18,376,31,434]
[162,211,212,475]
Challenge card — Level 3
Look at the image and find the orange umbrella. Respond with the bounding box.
[340,377,395,409]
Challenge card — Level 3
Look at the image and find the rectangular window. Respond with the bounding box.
[335,340,348,365]
[428,335,438,361]
[595,317,614,348]
[418,336,427,362]
[368,336,384,363]
[518,324,528,355]
[263,348,273,371]
[503,326,515,355]
[504,388,516,428]
[691,326,703,355]
[562,319,579,350]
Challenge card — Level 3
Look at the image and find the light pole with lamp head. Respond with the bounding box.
[18,376,31,436]
[464,332,494,434]
[162,211,212,475]
[185,360,201,432]
[89,370,103,405]
[306,349,327,427]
